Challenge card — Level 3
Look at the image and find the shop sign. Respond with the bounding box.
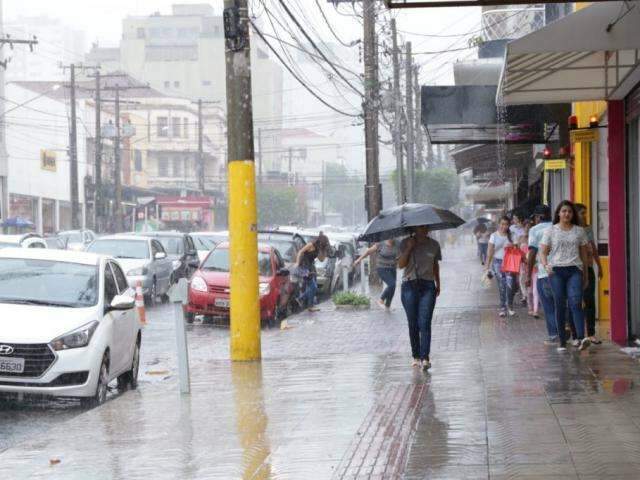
[570,128,599,143]
[544,159,567,170]
[40,150,56,171]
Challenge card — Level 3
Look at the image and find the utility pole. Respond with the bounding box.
[114,86,122,232]
[68,64,80,229]
[390,19,405,205]
[405,42,415,203]
[197,99,204,194]
[414,66,424,170]
[224,0,260,361]
[257,128,262,185]
[363,0,381,220]
[94,70,102,232]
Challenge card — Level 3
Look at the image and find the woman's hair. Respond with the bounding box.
[553,200,579,225]
[499,215,512,243]
[314,232,330,251]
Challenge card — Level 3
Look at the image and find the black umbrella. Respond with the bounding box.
[358,203,465,242]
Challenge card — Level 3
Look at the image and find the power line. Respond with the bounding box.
[250,20,361,119]
[276,0,364,97]
[314,0,360,48]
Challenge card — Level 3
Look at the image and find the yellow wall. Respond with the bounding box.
[572,100,609,322]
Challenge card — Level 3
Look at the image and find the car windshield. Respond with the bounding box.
[258,237,295,262]
[155,237,184,255]
[0,258,98,307]
[87,239,149,259]
[203,249,272,276]
[193,236,217,250]
[60,232,83,243]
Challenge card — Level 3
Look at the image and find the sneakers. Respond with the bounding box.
[377,299,386,309]
[579,338,591,351]
[507,309,516,317]
[590,336,602,345]
[557,346,568,353]
[412,358,420,367]
[422,358,431,371]
[499,310,506,318]
[571,339,580,348]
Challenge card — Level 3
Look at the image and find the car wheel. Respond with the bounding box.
[117,338,140,392]
[82,353,109,408]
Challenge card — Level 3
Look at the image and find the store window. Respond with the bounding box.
[9,193,38,227]
[42,198,56,234]
[59,201,72,231]
[183,117,189,139]
[134,150,143,172]
[158,156,169,177]
[172,117,181,137]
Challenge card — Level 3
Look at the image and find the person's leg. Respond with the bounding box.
[532,271,539,314]
[549,269,568,347]
[567,306,578,340]
[305,276,318,307]
[567,267,586,340]
[505,272,516,310]
[386,268,397,307]
[493,259,507,311]
[377,267,396,307]
[417,281,437,360]
[537,277,557,339]
[479,243,488,264]
[584,267,597,337]
[401,283,420,360]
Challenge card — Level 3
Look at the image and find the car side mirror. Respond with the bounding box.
[188,259,200,268]
[277,268,289,277]
[188,249,198,256]
[108,294,135,311]
[154,252,167,260]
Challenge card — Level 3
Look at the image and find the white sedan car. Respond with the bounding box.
[0,248,142,406]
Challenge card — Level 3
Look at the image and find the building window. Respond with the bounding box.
[172,157,183,177]
[134,150,143,172]
[202,80,211,86]
[157,116,168,137]
[171,117,181,137]
[164,80,170,89]
[158,156,169,176]
[173,81,180,89]
[183,117,189,139]
[136,27,145,39]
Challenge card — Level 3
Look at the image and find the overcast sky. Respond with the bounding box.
[4,0,481,85]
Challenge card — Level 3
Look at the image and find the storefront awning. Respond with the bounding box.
[499,1,640,105]
[452,143,534,174]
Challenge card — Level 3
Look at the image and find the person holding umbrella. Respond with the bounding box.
[359,203,464,371]
[398,225,442,370]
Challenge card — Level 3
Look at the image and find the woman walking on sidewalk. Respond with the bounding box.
[519,221,539,317]
[354,239,399,309]
[485,216,517,317]
[540,200,591,352]
[398,226,441,371]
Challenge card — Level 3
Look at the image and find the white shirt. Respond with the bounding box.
[489,231,511,260]
[540,224,588,269]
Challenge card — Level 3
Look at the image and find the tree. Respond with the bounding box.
[393,167,460,208]
[257,185,306,228]
[324,162,366,226]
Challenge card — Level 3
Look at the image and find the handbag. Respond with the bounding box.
[500,246,522,274]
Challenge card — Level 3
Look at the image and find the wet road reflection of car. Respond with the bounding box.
[86,235,173,305]
[187,242,292,325]
[0,248,141,407]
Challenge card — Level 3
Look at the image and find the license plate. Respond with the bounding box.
[215,298,230,309]
[0,357,25,374]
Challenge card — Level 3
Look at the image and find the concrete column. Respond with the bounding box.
[37,197,43,234]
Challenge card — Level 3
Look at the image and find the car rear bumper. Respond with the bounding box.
[188,290,273,319]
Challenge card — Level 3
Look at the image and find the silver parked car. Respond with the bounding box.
[86,235,173,305]
[58,229,97,251]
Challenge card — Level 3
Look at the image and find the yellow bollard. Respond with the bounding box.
[228,160,261,361]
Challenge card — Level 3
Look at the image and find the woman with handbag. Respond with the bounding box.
[398,225,442,371]
[485,216,518,317]
[539,200,591,352]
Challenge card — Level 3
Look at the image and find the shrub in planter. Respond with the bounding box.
[332,292,370,309]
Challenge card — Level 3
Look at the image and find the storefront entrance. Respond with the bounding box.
[626,87,640,339]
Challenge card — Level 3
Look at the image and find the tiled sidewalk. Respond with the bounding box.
[1,245,639,479]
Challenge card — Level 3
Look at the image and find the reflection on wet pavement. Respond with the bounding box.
[2,246,640,479]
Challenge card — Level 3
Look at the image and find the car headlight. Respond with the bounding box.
[190,276,208,292]
[50,321,99,351]
[127,266,148,276]
[172,260,182,270]
[259,282,271,296]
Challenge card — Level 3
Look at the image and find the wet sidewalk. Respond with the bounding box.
[2,245,640,479]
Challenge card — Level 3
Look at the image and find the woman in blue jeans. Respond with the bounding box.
[485,216,517,317]
[398,226,442,371]
[540,200,591,352]
[354,239,399,309]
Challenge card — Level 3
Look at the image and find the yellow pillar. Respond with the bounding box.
[228,160,261,361]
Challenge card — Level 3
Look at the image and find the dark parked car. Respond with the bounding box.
[131,231,200,281]
[257,231,306,268]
